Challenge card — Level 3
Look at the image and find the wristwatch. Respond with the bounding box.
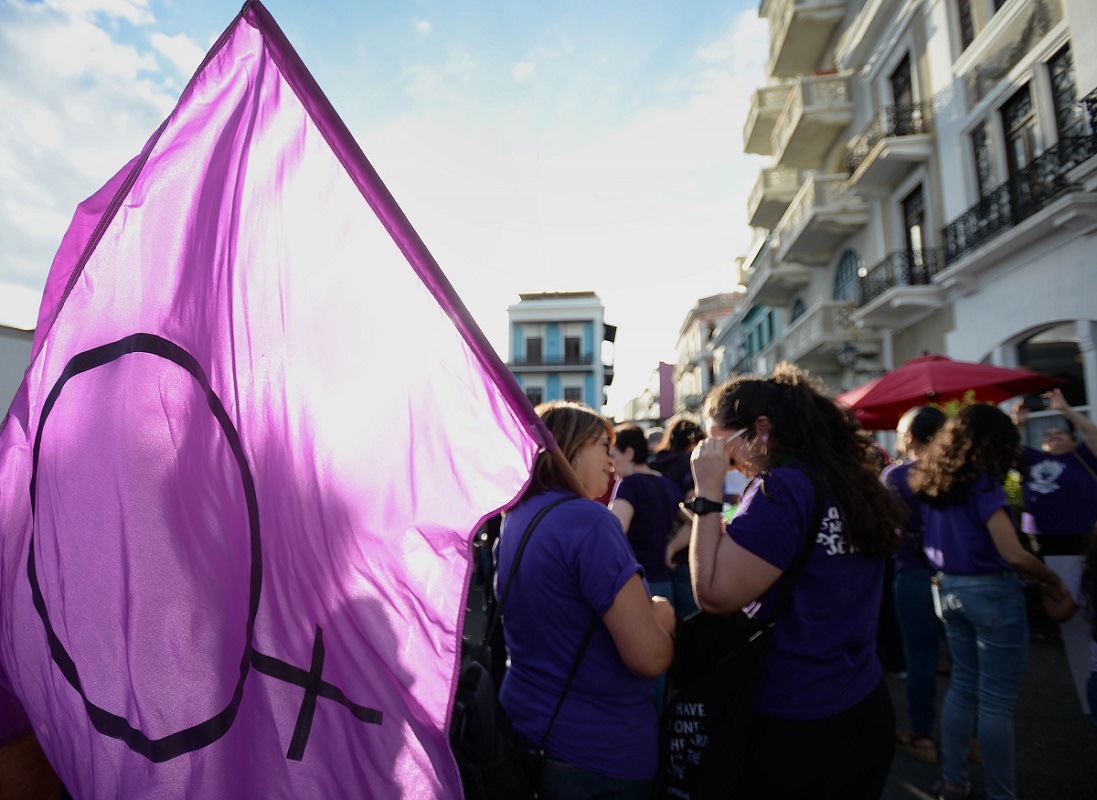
[680,496,723,516]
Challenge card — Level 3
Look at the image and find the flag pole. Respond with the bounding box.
[548,447,593,499]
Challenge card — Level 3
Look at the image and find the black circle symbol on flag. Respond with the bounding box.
[27,333,262,763]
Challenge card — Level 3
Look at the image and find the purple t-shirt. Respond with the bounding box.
[728,466,884,720]
[922,475,1012,575]
[882,461,931,573]
[496,490,655,779]
[614,472,683,582]
[1022,441,1097,537]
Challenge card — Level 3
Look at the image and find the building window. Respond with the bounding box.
[1048,46,1085,141]
[957,0,975,51]
[972,125,994,197]
[525,387,543,405]
[525,336,543,364]
[564,386,582,403]
[790,298,806,324]
[834,250,861,302]
[1002,84,1036,176]
[902,185,926,253]
[564,336,582,361]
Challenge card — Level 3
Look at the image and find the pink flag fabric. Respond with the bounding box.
[0,2,551,797]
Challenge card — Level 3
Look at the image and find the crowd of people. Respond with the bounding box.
[490,364,1097,800]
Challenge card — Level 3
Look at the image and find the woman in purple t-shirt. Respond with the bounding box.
[690,363,905,799]
[497,401,676,799]
[910,404,1065,800]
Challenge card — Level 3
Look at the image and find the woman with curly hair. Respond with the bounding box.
[910,403,1065,800]
[689,363,904,798]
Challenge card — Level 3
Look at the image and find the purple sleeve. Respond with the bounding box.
[573,510,642,616]
[614,476,641,508]
[728,469,812,571]
[974,479,1009,523]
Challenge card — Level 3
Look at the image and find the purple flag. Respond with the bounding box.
[0,2,551,796]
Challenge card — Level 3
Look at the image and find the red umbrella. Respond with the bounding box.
[836,353,1064,431]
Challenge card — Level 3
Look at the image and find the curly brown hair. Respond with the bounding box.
[909,403,1019,507]
[703,362,903,557]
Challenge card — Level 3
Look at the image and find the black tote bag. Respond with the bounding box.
[655,473,825,800]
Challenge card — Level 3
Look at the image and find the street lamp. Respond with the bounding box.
[837,342,859,370]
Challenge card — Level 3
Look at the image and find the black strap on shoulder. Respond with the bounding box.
[481,494,578,650]
[481,493,600,772]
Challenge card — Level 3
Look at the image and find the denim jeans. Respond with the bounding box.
[648,577,674,716]
[894,566,944,736]
[538,757,653,800]
[937,571,1028,800]
[669,563,698,618]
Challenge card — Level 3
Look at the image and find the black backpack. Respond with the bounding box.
[450,496,594,799]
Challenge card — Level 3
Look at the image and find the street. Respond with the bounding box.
[884,618,1097,799]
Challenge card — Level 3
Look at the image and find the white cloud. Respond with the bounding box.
[0,1,187,324]
[412,17,431,36]
[149,31,205,76]
[512,60,536,82]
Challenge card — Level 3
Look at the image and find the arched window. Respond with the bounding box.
[834,250,861,302]
[789,298,806,324]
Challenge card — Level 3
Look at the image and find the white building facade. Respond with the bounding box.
[733,0,1097,411]
[674,292,745,413]
[506,292,615,412]
[0,325,32,415]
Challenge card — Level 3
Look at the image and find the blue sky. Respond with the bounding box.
[0,0,768,415]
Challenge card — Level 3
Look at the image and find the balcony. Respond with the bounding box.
[509,352,594,370]
[853,248,947,329]
[847,102,934,192]
[743,237,812,307]
[941,134,1097,273]
[753,338,785,377]
[776,174,868,265]
[783,300,878,367]
[959,0,1064,107]
[747,166,800,229]
[744,82,793,156]
[771,72,854,169]
[762,0,846,79]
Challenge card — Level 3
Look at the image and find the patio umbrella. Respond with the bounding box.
[836,353,1064,431]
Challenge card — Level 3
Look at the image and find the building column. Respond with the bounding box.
[1078,320,1097,414]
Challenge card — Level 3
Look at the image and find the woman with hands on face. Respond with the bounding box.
[496,401,676,800]
[687,363,905,800]
[684,364,908,798]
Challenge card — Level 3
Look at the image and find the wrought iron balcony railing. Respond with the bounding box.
[509,353,594,368]
[847,101,933,175]
[942,133,1097,263]
[857,247,948,306]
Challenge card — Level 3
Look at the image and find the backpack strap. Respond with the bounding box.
[480,494,578,652]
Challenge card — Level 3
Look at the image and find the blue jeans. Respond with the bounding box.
[648,577,674,715]
[539,757,653,800]
[894,566,944,736]
[937,572,1028,800]
[669,563,698,618]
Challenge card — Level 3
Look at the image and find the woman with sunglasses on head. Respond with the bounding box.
[910,403,1065,800]
[689,363,904,799]
[496,401,676,800]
